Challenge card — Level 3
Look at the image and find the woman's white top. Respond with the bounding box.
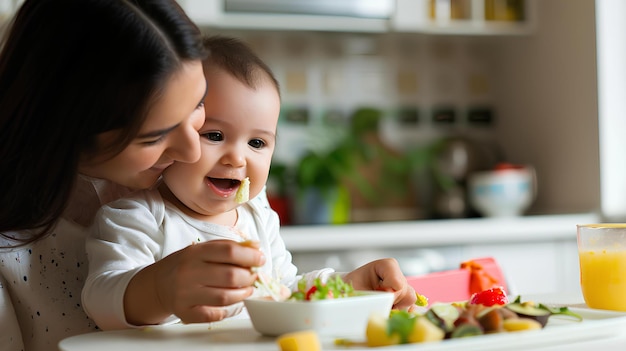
[0,177,133,351]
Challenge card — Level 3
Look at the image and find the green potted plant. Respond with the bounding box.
[292,144,362,225]
[293,107,429,224]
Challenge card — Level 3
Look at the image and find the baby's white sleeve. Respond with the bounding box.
[82,195,165,330]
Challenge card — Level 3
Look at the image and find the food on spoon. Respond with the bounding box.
[276,330,321,351]
[235,177,250,203]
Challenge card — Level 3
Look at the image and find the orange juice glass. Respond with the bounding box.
[577,223,626,311]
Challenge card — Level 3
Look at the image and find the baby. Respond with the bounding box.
[82,36,334,330]
[82,35,417,331]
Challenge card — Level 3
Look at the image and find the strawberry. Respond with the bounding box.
[469,287,508,306]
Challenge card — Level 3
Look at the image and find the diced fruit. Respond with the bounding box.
[276,330,321,351]
[425,309,446,331]
[451,304,483,339]
[502,318,542,332]
[498,306,519,320]
[505,302,551,327]
[366,313,401,347]
[365,291,581,347]
[477,308,504,333]
[428,303,460,331]
[469,287,508,307]
[408,316,445,343]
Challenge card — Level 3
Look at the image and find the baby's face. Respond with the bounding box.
[162,67,280,219]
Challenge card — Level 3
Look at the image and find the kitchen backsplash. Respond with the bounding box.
[209,30,504,223]
[227,31,499,161]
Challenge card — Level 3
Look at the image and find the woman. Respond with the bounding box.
[0,1,416,350]
[0,1,215,349]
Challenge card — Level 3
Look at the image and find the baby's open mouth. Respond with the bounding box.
[208,177,241,191]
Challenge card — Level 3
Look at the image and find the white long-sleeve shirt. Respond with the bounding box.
[82,188,335,331]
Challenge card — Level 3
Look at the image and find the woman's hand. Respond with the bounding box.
[343,258,417,310]
[124,240,265,325]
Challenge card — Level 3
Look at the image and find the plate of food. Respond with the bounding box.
[324,287,626,351]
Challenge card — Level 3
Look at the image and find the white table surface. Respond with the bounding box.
[58,292,626,351]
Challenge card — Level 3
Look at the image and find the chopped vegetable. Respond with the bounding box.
[366,310,444,346]
[366,313,402,347]
[289,276,354,301]
[365,289,583,346]
[537,303,583,322]
[387,310,416,344]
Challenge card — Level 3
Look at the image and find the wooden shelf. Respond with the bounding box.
[178,0,537,36]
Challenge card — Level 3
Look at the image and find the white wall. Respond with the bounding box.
[487,0,600,215]
[596,0,626,221]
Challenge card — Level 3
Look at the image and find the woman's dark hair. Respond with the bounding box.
[0,0,207,246]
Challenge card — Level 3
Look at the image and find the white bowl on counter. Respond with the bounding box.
[468,165,537,218]
[243,290,394,338]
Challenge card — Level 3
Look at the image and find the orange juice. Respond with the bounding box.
[579,249,626,311]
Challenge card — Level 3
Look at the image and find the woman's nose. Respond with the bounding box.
[167,121,202,164]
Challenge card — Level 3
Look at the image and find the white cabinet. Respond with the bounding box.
[177,0,389,33]
[178,0,536,35]
[393,0,537,35]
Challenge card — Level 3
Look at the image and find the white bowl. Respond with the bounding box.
[243,290,394,338]
[468,166,536,217]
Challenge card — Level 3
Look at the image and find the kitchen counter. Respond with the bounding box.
[281,213,600,252]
